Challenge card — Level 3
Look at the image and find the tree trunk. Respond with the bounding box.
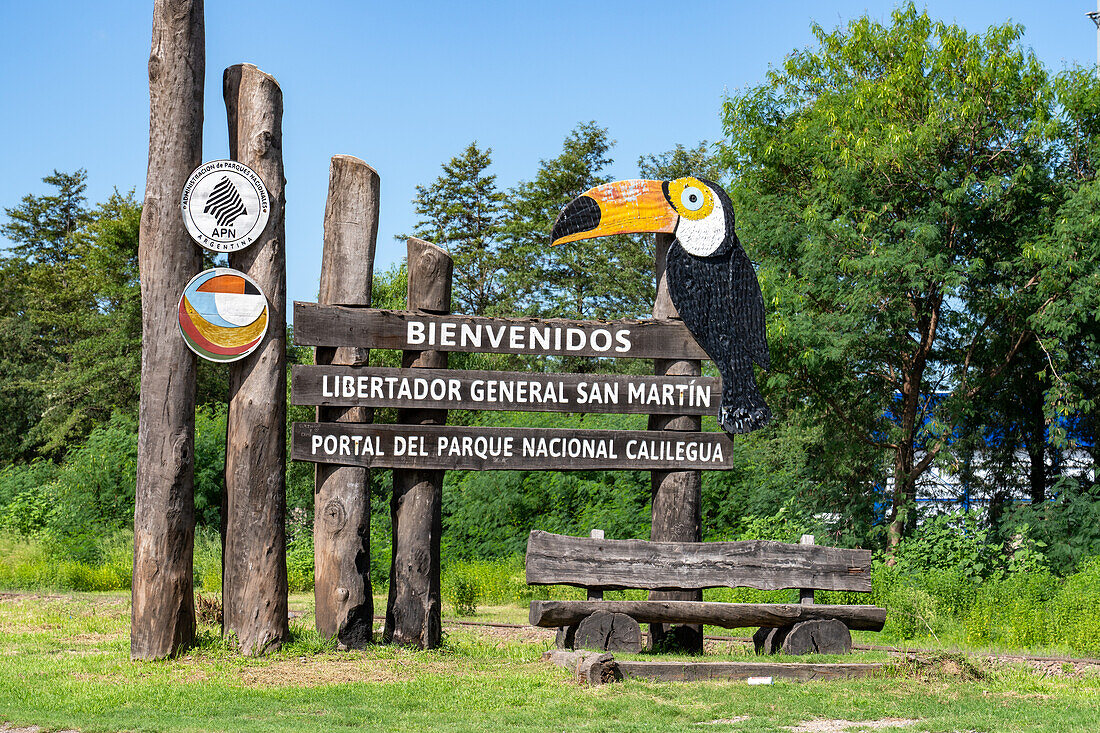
[648,233,703,654]
[131,0,204,661]
[314,156,380,647]
[1026,385,1047,504]
[384,237,452,649]
[221,63,288,656]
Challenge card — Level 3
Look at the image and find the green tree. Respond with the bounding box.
[408,142,507,316]
[638,141,722,182]
[501,122,654,322]
[2,170,91,265]
[0,172,150,455]
[722,5,1096,548]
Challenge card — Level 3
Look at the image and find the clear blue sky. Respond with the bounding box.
[1,1,1097,310]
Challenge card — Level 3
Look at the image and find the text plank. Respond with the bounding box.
[291,423,735,471]
[292,365,721,415]
[293,302,709,360]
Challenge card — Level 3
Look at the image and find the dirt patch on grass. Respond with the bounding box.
[237,658,402,687]
[892,653,987,682]
[986,656,1100,678]
[443,620,554,645]
[787,719,917,732]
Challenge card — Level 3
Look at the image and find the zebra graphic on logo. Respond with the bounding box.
[203,176,248,227]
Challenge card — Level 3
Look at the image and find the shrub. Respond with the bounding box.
[286,533,314,593]
[193,526,222,592]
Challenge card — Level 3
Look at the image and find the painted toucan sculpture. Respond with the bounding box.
[551,177,771,435]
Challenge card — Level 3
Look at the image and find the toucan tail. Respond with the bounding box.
[718,384,772,435]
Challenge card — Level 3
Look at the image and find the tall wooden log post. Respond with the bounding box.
[314,156,380,647]
[648,233,704,654]
[384,238,452,649]
[132,0,205,661]
[221,63,289,655]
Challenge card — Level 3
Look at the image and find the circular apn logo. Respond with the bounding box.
[178,268,269,362]
[180,160,270,252]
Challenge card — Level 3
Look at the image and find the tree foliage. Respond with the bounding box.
[722,4,1098,546]
[407,142,507,316]
[502,122,654,321]
[1,173,144,456]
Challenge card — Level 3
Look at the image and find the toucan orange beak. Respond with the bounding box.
[550,179,677,246]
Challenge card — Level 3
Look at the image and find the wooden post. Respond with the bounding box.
[314,156,380,647]
[587,529,604,601]
[800,535,815,605]
[384,237,452,649]
[648,232,704,654]
[131,0,205,661]
[221,63,289,655]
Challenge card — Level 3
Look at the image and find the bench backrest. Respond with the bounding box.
[524,530,872,593]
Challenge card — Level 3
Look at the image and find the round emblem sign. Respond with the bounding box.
[180,160,270,252]
[178,268,269,362]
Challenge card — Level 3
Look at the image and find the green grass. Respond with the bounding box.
[1,592,1099,732]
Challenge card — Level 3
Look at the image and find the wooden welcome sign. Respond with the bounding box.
[290,305,735,471]
[290,171,770,654]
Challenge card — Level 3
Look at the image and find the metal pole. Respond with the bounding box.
[1089,3,1100,79]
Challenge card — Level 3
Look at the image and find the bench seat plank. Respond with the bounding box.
[525,531,872,593]
[529,600,887,631]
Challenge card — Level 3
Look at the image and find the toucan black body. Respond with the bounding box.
[551,176,771,435]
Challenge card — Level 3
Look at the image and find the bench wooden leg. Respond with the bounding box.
[571,611,642,653]
[754,619,852,655]
[650,623,704,654]
[555,623,577,649]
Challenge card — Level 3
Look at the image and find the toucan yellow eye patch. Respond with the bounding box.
[667,177,714,221]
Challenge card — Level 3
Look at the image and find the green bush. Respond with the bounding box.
[0,532,131,591]
[286,533,314,593]
[193,526,222,592]
[448,566,483,616]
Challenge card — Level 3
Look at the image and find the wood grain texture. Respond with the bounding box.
[528,601,887,631]
[313,155,379,648]
[292,365,721,415]
[292,303,710,360]
[291,423,738,471]
[612,660,884,683]
[573,611,642,653]
[648,232,704,653]
[221,63,289,656]
[778,619,853,655]
[132,0,204,661]
[383,238,451,650]
[524,531,873,592]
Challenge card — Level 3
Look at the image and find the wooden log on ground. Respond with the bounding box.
[753,626,782,655]
[525,531,874,592]
[612,660,883,684]
[555,624,578,650]
[779,619,853,655]
[648,232,703,654]
[313,155,380,648]
[383,238,452,649]
[132,0,205,661]
[221,63,288,655]
[573,611,642,653]
[292,303,710,361]
[528,600,887,631]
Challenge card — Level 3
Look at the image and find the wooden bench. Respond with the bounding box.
[525,530,886,654]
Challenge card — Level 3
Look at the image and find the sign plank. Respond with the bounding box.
[293,302,710,360]
[292,365,721,415]
[291,423,736,471]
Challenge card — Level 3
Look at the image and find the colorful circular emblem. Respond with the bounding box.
[180,160,270,252]
[178,268,269,362]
